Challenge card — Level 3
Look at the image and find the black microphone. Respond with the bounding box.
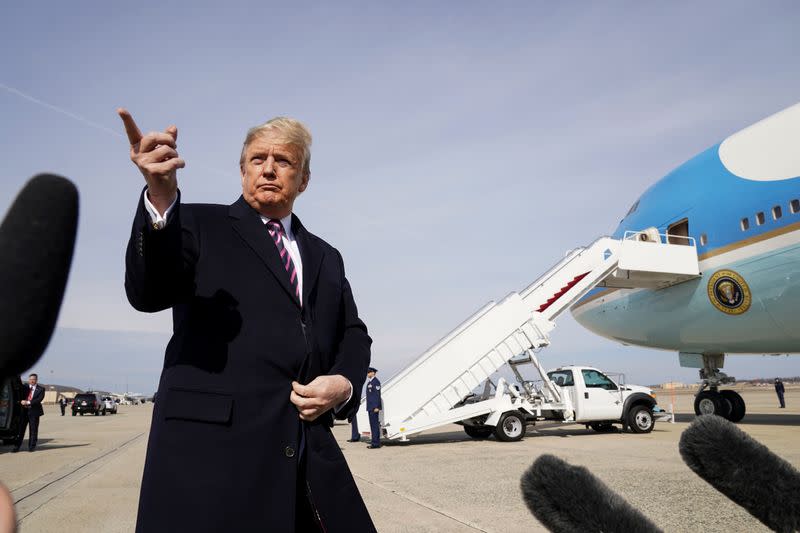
[0,174,78,377]
[679,415,800,533]
[520,454,662,532]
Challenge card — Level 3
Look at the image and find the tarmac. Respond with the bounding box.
[2,387,798,532]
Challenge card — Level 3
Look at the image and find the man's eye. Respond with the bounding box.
[276,160,290,168]
[252,158,264,164]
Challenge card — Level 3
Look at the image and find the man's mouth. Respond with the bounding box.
[258,184,280,192]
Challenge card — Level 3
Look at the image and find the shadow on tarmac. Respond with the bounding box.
[0,439,90,454]
[674,413,800,426]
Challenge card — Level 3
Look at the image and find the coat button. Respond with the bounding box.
[285,446,295,458]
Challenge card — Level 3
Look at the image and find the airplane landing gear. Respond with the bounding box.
[692,354,746,422]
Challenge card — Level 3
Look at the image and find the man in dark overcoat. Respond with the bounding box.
[13,373,44,452]
[119,109,374,532]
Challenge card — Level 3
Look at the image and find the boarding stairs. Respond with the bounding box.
[358,230,700,440]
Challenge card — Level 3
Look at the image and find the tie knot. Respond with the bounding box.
[267,219,285,236]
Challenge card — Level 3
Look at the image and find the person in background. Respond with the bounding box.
[774,378,786,408]
[366,367,382,449]
[14,373,44,452]
[59,396,67,416]
[347,414,360,442]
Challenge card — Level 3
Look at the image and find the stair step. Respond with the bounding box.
[537,272,590,313]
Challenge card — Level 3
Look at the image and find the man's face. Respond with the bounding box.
[28,375,37,386]
[240,132,309,218]
[367,371,376,379]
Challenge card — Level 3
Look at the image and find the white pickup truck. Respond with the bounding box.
[457,365,664,442]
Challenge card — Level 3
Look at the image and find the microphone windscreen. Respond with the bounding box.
[520,454,662,533]
[0,174,78,377]
[679,415,800,532]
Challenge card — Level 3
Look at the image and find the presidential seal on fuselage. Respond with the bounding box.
[707,269,751,315]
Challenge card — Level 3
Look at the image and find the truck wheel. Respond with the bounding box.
[102,409,106,416]
[464,426,493,439]
[80,412,84,416]
[693,391,731,418]
[627,405,654,433]
[72,411,76,416]
[494,412,525,442]
[589,422,617,433]
[720,390,746,422]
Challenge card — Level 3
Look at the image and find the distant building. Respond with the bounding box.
[660,381,689,389]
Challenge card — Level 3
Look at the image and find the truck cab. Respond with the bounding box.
[546,365,658,433]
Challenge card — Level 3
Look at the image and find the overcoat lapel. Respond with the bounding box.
[228,197,300,309]
[291,214,325,308]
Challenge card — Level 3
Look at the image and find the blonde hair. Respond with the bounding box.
[239,117,312,174]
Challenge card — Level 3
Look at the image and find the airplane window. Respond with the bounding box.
[699,234,707,246]
[791,199,800,214]
[546,370,574,387]
[581,369,618,391]
[740,218,750,231]
[756,212,765,225]
[772,206,782,220]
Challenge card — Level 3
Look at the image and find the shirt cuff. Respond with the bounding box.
[334,379,354,414]
[143,189,177,229]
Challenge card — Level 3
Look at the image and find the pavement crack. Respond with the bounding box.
[353,474,489,532]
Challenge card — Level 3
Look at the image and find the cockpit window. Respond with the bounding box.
[626,200,640,217]
[581,369,618,391]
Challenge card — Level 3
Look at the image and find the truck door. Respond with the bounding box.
[546,369,577,411]
[577,369,623,421]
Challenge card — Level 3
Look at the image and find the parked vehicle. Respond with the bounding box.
[72,392,106,416]
[0,377,23,445]
[101,396,118,414]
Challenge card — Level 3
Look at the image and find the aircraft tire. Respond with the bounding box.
[493,412,526,442]
[694,391,731,418]
[463,426,493,439]
[627,405,654,433]
[721,390,746,422]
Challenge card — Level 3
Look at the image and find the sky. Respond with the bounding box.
[1,2,799,393]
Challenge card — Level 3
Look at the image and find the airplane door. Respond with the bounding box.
[579,369,623,421]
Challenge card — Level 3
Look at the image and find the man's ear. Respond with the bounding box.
[298,170,310,193]
[240,165,246,186]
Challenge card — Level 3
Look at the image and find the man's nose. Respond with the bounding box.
[262,157,275,177]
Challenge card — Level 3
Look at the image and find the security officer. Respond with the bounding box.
[346,414,360,442]
[775,378,786,408]
[366,367,382,449]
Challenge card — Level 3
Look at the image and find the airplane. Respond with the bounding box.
[571,101,800,421]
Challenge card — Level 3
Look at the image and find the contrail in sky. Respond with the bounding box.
[0,82,124,139]
[0,82,232,179]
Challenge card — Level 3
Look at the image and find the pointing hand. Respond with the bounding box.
[117,108,184,215]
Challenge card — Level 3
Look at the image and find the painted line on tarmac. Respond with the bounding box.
[12,432,145,521]
[353,473,489,532]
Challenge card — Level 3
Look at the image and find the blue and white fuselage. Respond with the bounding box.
[572,103,800,356]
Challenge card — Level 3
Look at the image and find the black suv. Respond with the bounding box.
[72,392,106,416]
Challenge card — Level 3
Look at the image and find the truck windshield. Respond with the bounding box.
[581,369,618,390]
[547,370,574,387]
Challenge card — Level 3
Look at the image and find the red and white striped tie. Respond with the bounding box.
[266,219,301,304]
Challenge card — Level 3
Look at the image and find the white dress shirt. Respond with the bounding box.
[143,190,351,407]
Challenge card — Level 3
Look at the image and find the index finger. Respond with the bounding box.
[117,107,143,145]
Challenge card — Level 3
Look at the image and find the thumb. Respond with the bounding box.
[165,125,178,142]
